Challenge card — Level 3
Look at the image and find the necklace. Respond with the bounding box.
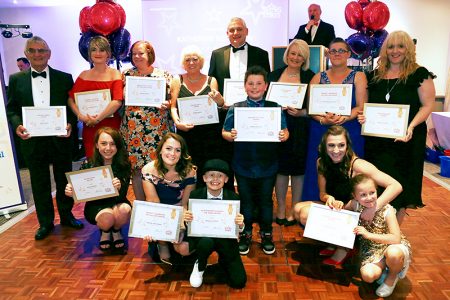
[287,72,299,78]
[186,75,201,83]
[385,78,399,102]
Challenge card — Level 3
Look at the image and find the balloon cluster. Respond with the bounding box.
[78,0,131,65]
[344,0,389,61]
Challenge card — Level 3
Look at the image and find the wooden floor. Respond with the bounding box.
[0,177,449,300]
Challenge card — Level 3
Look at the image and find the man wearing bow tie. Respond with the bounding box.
[293,4,335,47]
[208,18,270,190]
[7,36,83,240]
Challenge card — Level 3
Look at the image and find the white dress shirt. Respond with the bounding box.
[229,44,248,80]
[31,66,50,107]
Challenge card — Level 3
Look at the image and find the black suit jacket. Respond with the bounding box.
[6,67,75,156]
[208,43,271,94]
[190,187,240,201]
[293,20,335,47]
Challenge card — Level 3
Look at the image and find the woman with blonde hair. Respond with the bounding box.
[268,39,315,226]
[360,30,436,224]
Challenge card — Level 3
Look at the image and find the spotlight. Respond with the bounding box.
[2,30,13,38]
[21,32,33,38]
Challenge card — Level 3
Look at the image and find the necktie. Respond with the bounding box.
[32,71,47,78]
[232,44,246,53]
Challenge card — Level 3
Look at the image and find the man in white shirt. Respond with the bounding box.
[293,4,336,47]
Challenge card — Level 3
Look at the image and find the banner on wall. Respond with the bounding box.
[0,55,26,215]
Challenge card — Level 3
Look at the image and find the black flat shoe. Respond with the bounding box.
[284,219,297,226]
[275,218,287,226]
[35,224,55,240]
[60,218,84,229]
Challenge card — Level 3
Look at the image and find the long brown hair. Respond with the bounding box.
[318,125,355,176]
[154,133,194,179]
[372,31,419,83]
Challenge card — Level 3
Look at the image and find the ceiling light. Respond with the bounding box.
[2,30,13,38]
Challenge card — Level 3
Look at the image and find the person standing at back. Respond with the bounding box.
[208,17,271,190]
[293,4,335,47]
[7,36,83,240]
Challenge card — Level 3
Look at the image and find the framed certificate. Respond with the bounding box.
[128,200,183,242]
[177,95,219,125]
[223,79,246,106]
[74,89,111,116]
[303,203,360,249]
[234,107,281,142]
[125,76,166,107]
[187,199,240,239]
[22,106,67,137]
[308,84,353,116]
[266,82,308,108]
[362,103,410,139]
[65,165,118,202]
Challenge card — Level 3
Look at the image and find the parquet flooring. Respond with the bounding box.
[0,177,449,299]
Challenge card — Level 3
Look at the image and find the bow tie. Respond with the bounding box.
[231,44,246,53]
[32,71,47,78]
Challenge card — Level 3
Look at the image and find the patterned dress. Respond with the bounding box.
[356,203,412,267]
[120,67,174,169]
[142,173,196,206]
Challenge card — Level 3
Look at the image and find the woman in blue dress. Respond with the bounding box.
[302,38,367,201]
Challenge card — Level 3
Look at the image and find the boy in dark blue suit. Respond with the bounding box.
[186,159,246,289]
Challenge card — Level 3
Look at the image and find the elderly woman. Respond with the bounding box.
[121,41,176,201]
[268,39,315,226]
[171,45,224,183]
[68,36,123,158]
[302,37,368,201]
[360,31,436,224]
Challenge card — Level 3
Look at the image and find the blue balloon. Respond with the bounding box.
[78,31,99,62]
[109,27,131,61]
[370,29,388,58]
[346,32,374,60]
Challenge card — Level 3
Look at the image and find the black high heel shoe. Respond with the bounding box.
[275,218,287,226]
[284,219,297,226]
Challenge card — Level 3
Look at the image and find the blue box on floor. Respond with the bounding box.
[425,147,442,163]
[439,156,450,177]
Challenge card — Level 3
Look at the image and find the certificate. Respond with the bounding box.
[177,95,219,125]
[303,203,360,249]
[308,84,353,116]
[362,103,410,139]
[125,76,166,107]
[22,106,67,137]
[187,199,240,239]
[266,82,308,108]
[65,165,118,202]
[223,79,246,105]
[128,200,183,242]
[74,89,111,116]
[234,107,281,142]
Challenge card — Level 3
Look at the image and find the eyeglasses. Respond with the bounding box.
[27,48,49,54]
[184,57,199,63]
[328,49,349,55]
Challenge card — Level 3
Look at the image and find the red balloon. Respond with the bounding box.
[79,6,91,33]
[89,2,121,36]
[113,3,126,28]
[345,2,364,31]
[358,0,370,9]
[363,1,390,31]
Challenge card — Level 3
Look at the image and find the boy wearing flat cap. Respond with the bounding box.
[184,159,247,289]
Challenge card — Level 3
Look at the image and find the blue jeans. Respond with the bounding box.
[235,174,276,234]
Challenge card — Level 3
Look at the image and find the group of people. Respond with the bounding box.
[6,6,436,295]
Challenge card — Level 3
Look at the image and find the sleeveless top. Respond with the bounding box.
[178,75,212,97]
[142,173,196,206]
[324,158,359,202]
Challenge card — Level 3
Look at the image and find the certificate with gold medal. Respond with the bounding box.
[188,199,240,239]
[128,200,183,242]
[22,106,67,137]
[74,89,111,116]
[362,103,410,139]
[266,82,308,108]
[177,95,219,125]
[125,76,166,107]
[65,165,118,202]
[308,84,353,116]
[223,79,246,106]
[234,107,281,142]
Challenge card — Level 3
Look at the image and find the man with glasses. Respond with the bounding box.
[293,4,335,47]
[7,36,83,240]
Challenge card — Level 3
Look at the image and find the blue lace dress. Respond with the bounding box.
[142,173,196,206]
[302,70,364,201]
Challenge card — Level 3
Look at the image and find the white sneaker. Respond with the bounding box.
[398,260,410,279]
[376,277,399,298]
[189,260,204,288]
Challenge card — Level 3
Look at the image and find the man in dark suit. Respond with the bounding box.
[293,4,335,47]
[7,36,83,240]
[208,17,270,190]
